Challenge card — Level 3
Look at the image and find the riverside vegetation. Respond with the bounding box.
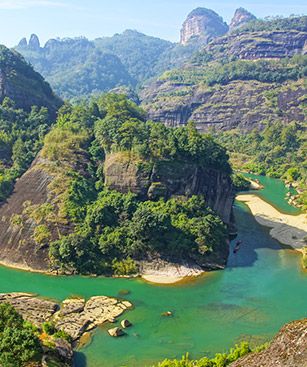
[47,95,230,275]
[0,93,231,275]
[213,121,307,210]
[0,303,71,367]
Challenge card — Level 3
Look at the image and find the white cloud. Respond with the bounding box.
[0,0,67,10]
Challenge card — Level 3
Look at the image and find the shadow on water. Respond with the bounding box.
[227,201,282,269]
[74,352,87,367]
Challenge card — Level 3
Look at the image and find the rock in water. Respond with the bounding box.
[180,8,228,45]
[0,293,132,341]
[108,327,124,337]
[229,8,256,32]
[121,319,132,328]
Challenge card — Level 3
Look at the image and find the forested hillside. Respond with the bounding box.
[0,94,234,274]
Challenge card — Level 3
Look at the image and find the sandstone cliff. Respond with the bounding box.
[142,79,306,132]
[104,153,234,224]
[229,8,257,32]
[0,158,62,270]
[180,8,228,45]
[230,318,307,367]
[142,16,307,131]
[206,30,307,60]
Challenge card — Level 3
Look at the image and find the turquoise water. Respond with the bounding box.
[0,175,306,367]
[242,172,301,215]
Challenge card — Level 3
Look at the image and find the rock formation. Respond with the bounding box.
[104,153,234,224]
[0,293,132,341]
[142,79,306,132]
[206,30,307,59]
[0,158,58,271]
[142,15,307,132]
[230,318,307,367]
[180,8,228,45]
[108,327,125,337]
[229,8,256,32]
[28,33,40,50]
[17,37,28,48]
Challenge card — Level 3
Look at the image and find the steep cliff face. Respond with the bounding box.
[0,45,62,116]
[229,8,256,32]
[230,318,307,367]
[104,153,234,224]
[180,8,228,45]
[142,79,306,132]
[0,158,52,270]
[206,30,307,60]
[142,16,307,131]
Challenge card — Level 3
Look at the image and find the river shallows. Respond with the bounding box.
[0,175,306,367]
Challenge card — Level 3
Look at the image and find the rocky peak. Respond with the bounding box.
[229,8,256,31]
[28,33,40,50]
[180,7,229,45]
[17,37,28,49]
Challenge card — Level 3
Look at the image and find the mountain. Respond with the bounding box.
[229,8,257,31]
[16,35,136,99]
[141,16,307,132]
[15,8,236,99]
[180,7,229,45]
[94,30,173,83]
[0,44,62,115]
[0,95,234,273]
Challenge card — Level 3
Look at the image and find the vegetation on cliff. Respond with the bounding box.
[0,302,72,367]
[0,303,42,366]
[0,97,52,201]
[232,15,307,34]
[152,342,263,367]
[0,45,62,113]
[9,94,231,275]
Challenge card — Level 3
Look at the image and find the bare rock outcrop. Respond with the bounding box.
[0,293,132,341]
[180,8,228,45]
[229,8,256,32]
[104,153,234,224]
[230,318,307,367]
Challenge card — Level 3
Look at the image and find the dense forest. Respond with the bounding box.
[0,98,52,200]
[16,31,199,99]
[0,303,71,367]
[47,95,230,274]
[214,121,307,209]
[2,94,231,275]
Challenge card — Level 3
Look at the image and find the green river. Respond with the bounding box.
[0,175,306,367]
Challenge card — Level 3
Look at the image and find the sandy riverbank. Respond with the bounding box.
[140,261,204,284]
[237,194,307,249]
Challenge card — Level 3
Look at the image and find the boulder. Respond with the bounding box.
[108,327,124,337]
[121,319,132,328]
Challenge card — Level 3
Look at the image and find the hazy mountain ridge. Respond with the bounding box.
[16,7,258,99]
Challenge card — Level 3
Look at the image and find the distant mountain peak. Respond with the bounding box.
[180,7,228,45]
[17,37,27,49]
[29,34,40,50]
[229,8,257,31]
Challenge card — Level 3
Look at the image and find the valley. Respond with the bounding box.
[0,4,306,367]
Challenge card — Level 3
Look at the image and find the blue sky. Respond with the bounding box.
[1,0,306,47]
